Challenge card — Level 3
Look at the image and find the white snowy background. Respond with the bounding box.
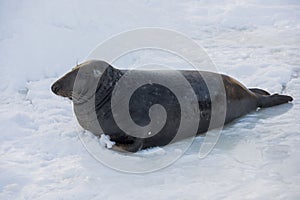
[1,0,300,199]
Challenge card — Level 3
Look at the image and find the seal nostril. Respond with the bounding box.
[51,82,60,94]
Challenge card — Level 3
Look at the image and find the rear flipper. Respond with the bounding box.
[249,88,270,96]
[258,94,293,108]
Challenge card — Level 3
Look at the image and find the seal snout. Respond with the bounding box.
[51,82,61,95]
[51,79,73,99]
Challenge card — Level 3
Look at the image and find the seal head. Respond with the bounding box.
[51,60,114,104]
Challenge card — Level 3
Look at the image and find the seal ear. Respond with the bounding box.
[93,69,102,78]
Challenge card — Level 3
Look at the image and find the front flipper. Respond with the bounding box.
[111,138,144,153]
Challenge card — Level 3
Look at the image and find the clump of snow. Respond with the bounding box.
[1,0,300,199]
[99,134,115,149]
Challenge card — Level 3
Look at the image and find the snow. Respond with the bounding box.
[99,134,115,149]
[1,0,300,199]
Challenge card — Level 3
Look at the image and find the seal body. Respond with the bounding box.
[51,60,293,152]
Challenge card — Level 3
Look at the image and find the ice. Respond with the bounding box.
[1,0,300,199]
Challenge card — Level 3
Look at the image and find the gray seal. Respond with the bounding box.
[51,60,293,152]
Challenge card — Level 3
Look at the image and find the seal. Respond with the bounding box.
[51,60,293,152]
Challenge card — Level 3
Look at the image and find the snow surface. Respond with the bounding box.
[1,0,300,199]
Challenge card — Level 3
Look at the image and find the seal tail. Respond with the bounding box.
[257,93,293,108]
